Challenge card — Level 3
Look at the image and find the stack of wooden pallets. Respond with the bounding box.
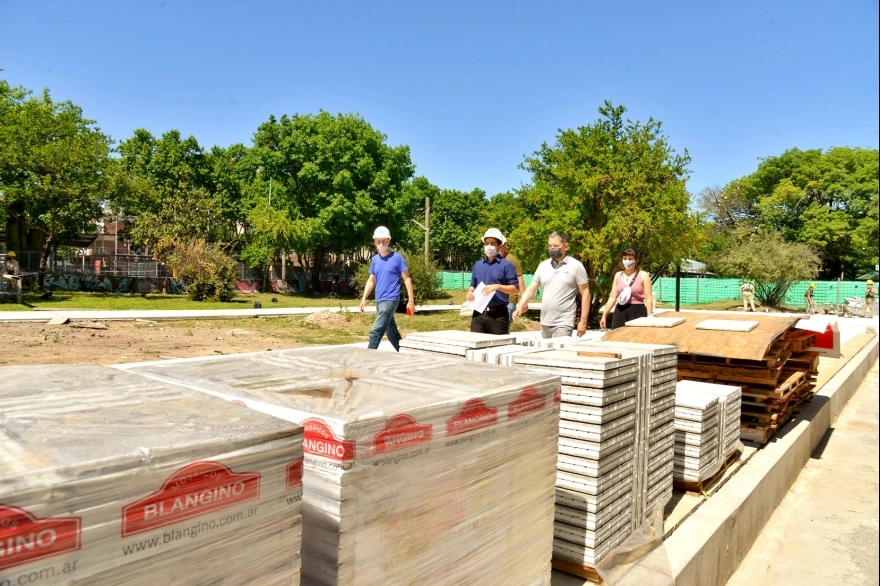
[677,329,817,444]
[603,313,819,446]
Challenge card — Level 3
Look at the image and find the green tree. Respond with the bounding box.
[116,129,231,250]
[702,147,879,279]
[0,84,112,287]
[509,101,702,311]
[424,182,487,270]
[711,232,821,307]
[251,111,417,288]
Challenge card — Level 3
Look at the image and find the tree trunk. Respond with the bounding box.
[311,245,325,291]
[37,232,54,292]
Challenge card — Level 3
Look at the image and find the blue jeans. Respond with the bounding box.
[368,300,402,351]
[507,302,517,325]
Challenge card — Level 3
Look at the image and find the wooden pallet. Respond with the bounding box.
[741,421,776,444]
[673,450,740,494]
[551,557,601,583]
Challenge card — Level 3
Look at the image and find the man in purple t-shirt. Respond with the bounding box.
[359,226,415,351]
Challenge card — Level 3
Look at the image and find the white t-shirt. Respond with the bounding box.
[533,256,589,328]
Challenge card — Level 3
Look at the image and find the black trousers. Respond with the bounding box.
[470,307,510,335]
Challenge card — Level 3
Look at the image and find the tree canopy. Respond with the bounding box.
[249,111,417,285]
[0,84,113,285]
[504,101,702,297]
[700,147,878,279]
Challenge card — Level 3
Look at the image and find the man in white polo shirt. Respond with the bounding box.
[512,231,590,338]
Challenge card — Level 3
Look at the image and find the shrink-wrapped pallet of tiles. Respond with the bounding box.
[676,380,742,460]
[0,365,304,586]
[399,330,515,357]
[509,350,639,569]
[560,341,678,516]
[120,347,561,586]
[672,386,722,484]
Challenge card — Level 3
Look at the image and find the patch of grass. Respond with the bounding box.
[52,334,60,343]
[0,290,474,312]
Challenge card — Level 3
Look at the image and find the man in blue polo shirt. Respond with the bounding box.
[466,228,519,334]
[359,226,415,351]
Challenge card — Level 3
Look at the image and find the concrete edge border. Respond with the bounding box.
[665,334,879,586]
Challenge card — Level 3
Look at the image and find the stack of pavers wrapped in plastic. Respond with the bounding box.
[120,346,561,586]
[396,331,678,571]
[672,384,723,486]
[0,365,304,586]
[674,381,742,488]
[565,341,678,517]
[508,350,640,570]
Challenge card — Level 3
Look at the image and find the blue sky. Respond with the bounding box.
[1,0,877,200]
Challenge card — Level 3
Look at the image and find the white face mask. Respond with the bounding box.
[484,245,498,258]
[376,243,389,253]
[622,259,635,269]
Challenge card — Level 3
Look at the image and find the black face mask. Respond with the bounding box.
[549,247,562,260]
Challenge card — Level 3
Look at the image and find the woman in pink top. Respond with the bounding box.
[599,248,654,329]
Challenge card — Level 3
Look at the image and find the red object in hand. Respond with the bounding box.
[406,306,414,316]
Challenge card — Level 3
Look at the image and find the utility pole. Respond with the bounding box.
[424,196,431,264]
[411,196,432,264]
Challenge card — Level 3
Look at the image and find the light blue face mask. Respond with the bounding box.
[622,259,635,269]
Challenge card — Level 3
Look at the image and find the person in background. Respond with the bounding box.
[2,251,21,303]
[599,248,654,330]
[864,280,875,318]
[359,226,415,351]
[466,228,519,334]
[513,231,590,338]
[804,282,817,314]
[499,239,527,324]
[740,280,756,312]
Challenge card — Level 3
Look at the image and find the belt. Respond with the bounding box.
[482,305,508,314]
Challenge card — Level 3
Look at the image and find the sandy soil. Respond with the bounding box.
[0,319,314,366]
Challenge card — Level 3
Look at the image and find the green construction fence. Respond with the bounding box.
[440,271,872,308]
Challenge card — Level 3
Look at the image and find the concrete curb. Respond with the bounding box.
[665,334,879,586]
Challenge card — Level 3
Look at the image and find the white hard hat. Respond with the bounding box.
[482,228,506,245]
[372,226,391,239]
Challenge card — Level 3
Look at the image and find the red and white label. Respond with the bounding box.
[302,418,356,461]
[508,387,547,419]
[553,387,562,404]
[446,399,498,437]
[122,461,261,537]
[286,458,304,489]
[373,414,433,453]
[0,505,81,571]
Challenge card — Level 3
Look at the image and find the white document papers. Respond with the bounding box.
[470,281,494,313]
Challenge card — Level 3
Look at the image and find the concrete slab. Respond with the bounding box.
[664,333,878,586]
[727,361,879,586]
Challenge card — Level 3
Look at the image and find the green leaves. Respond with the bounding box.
[509,102,699,289]
[712,232,821,306]
[704,147,879,279]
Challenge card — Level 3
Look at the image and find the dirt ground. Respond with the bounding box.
[0,311,540,366]
[0,315,372,366]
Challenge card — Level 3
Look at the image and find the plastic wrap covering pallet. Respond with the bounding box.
[672,386,724,485]
[0,365,304,586]
[562,341,678,526]
[119,347,561,586]
[511,350,639,570]
[676,379,742,459]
